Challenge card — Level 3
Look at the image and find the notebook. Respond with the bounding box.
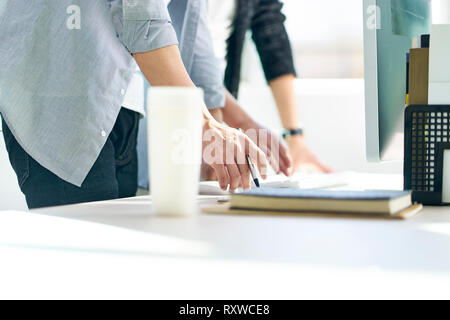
[226,188,417,217]
[409,48,429,105]
[204,203,422,220]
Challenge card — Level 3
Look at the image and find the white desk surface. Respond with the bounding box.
[2,173,450,299]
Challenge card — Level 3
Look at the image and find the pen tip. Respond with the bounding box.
[254,179,260,188]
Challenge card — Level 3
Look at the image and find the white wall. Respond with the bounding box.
[282,0,364,79]
[433,0,450,23]
[238,79,403,175]
[0,123,27,210]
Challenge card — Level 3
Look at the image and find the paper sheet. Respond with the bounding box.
[199,172,352,196]
[442,150,450,203]
[428,24,450,104]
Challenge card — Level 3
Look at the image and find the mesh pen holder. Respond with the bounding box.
[404,105,450,205]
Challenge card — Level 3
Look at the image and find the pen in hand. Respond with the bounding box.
[246,155,261,188]
[238,129,261,188]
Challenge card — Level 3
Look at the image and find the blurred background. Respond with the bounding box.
[238,0,450,176]
[2,0,450,210]
[244,0,450,81]
[243,0,364,82]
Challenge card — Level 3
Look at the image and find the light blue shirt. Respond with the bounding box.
[0,0,178,186]
[137,0,225,189]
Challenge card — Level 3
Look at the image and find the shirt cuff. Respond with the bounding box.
[123,20,179,54]
[203,85,226,110]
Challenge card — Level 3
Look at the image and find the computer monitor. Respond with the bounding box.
[363,0,431,161]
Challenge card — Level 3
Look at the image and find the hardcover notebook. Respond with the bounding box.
[204,189,423,220]
[231,189,412,215]
[409,48,429,105]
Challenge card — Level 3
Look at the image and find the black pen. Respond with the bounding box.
[246,155,261,188]
[238,129,261,188]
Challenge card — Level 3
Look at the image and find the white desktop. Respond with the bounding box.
[1,172,450,299]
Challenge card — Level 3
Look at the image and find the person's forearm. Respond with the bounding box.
[209,108,224,123]
[133,45,214,122]
[221,89,255,129]
[269,74,300,129]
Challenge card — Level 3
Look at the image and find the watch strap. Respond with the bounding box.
[282,128,304,139]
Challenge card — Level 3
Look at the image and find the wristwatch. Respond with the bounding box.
[282,128,304,140]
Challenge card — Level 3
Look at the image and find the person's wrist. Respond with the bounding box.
[285,131,306,146]
[202,117,216,133]
[203,116,228,135]
[286,133,305,142]
[282,128,304,140]
[209,107,224,123]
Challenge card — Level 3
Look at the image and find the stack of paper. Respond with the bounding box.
[428,24,450,104]
[428,25,450,203]
[199,172,353,195]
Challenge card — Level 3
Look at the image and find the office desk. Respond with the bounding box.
[1,173,450,299]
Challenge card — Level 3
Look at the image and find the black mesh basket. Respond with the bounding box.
[404,105,450,205]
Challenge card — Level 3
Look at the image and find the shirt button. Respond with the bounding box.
[120,89,126,96]
[101,130,107,137]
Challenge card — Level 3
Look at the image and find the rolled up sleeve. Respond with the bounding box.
[113,0,179,54]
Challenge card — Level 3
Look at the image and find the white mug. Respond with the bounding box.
[148,87,204,216]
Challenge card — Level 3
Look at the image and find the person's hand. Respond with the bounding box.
[286,135,333,174]
[238,120,292,177]
[202,119,268,191]
[201,160,217,181]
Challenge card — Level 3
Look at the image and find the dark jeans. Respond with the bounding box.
[1,108,140,209]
